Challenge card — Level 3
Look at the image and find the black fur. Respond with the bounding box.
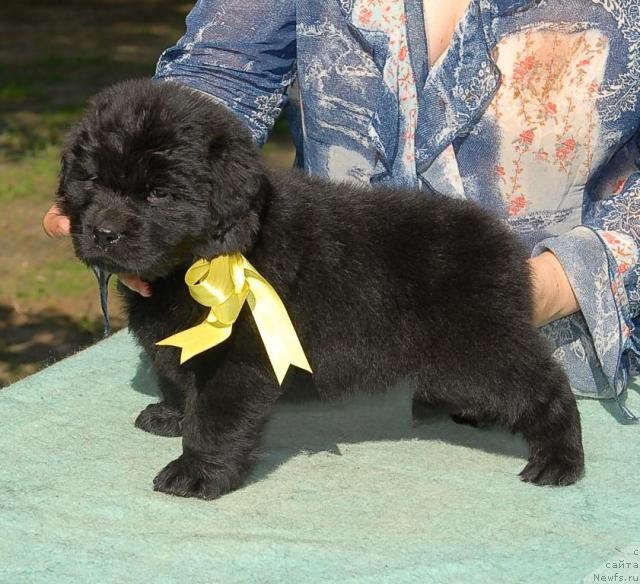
[58,79,584,499]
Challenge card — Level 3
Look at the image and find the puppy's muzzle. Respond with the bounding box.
[93,226,122,250]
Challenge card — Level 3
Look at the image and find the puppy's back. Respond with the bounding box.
[263,167,528,298]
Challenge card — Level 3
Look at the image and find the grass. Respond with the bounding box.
[0,83,37,101]
[15,260,101,301]
[0,146,61,202]
[0,109,84,160]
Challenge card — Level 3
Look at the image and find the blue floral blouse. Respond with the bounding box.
[155,0,640,417]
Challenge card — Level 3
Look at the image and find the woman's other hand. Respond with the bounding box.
[528,251,579,327]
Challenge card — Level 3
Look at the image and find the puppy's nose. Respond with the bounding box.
[93,226,121,249]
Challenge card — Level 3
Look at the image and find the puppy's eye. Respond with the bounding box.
[147,189,167,203]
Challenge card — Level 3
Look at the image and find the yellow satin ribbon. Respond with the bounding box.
[156,253,312,385]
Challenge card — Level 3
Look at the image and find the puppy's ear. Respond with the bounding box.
[57,154,69,198]
[56,123,82,207]
[54,152,75,221]
[194,132,269,258]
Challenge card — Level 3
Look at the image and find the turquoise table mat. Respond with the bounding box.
[1,331,639,583]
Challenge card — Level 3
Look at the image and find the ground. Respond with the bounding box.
[0,0,294,386]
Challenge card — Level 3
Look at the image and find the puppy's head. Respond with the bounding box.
[57,79,267,279]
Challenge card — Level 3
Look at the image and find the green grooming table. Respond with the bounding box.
[1,331,638,583]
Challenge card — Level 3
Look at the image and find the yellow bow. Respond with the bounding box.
[156,253,312,385]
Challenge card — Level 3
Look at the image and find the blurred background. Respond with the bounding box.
[0,0,295,387]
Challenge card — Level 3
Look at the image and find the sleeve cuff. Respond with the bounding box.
[532,226,631,398]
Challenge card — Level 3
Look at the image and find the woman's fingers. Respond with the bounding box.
[43,203,71,238]
[119,274,152,297]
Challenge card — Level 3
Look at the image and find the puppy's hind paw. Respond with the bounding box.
[153,454,239,500]
[135,402,183,437]
[519,454,584,486]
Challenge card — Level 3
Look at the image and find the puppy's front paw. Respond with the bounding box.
[135,402,183,437]
[153,454,240,500]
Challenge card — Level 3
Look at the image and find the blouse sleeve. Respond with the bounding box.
[154,0,297,146]
[532,167,640,418]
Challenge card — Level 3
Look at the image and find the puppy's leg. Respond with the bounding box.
[512,356,584,486]
[419,331,584,486]
[476,336,584,486]
[153,366,276,500]
[135,375,185,438]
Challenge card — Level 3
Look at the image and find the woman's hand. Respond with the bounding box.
[42,202,71,238]
[42,203,152,297]
[528,251,579,327]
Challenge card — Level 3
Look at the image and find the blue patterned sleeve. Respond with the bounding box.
[532,172,640,409]
[154,0,297,146]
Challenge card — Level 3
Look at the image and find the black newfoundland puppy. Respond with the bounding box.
[57,79,584,499]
